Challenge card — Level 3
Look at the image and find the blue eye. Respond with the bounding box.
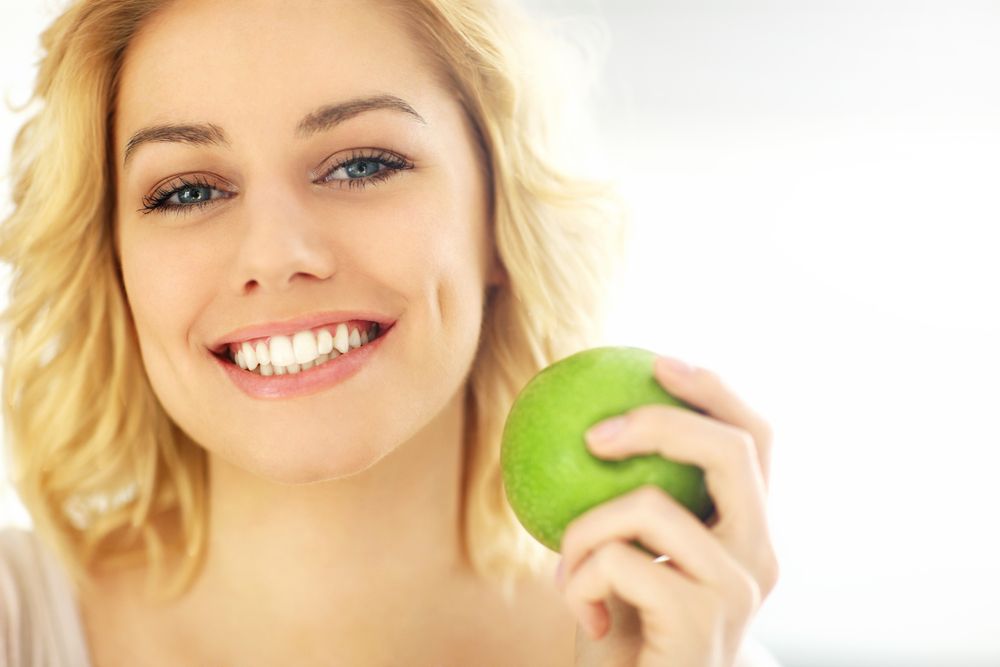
[172,185,215,205]
[139,176,232,215]
[138,149,412,215]
[319,150,412,189]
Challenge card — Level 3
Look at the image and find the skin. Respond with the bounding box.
[562,358,780,666]
[95,0,575,665]
[93,0,779,665]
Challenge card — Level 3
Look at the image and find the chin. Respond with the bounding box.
[217,428,397,485]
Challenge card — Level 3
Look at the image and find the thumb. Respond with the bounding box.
[574,594,642,667]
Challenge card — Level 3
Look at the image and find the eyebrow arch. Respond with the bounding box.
[122,94,426,167]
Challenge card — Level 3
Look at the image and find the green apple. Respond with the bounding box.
[501,346,715,553]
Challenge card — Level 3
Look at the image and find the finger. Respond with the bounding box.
[559,484,745,590]
[586,403,768,540]
[564,540,698,641]
[653,356,774,488]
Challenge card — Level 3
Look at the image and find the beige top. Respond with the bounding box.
[0,528,92,667]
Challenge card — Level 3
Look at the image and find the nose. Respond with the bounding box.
[227,181,338,295]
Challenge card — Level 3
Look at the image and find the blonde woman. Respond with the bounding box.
[0,0,780,665]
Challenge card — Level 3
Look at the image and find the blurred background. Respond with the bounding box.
[2,1,998,665]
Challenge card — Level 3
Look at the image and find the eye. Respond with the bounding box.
[318,149,412,190]
[137,149,412,216]
[139,176,233,215]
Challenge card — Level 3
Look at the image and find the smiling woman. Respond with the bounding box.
[0,0,632,664]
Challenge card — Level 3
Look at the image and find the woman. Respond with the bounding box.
[0,0,780,665]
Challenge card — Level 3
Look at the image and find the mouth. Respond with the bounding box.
[211,320,391,376]
[210,318,395,400]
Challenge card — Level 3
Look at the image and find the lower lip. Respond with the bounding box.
[211,324,393,400]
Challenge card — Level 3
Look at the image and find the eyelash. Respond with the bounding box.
[138,149,413,216]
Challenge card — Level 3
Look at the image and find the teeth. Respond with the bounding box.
[333,323,349,354]
[292,330,319,364]
[269,335,295,367]
[255,341,270,366]
[241,341,258,371]
[317,328,334,355]
[225,320,383,376]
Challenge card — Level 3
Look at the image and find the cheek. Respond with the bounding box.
[119,227,222,352]
[386,168,488,279]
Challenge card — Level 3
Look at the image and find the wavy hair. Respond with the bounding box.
[0,0,628,603]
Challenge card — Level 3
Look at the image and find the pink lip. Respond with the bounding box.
[208,311,397,351]
[211,321,395,400]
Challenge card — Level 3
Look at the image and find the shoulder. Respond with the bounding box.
[0,527,39,666]
[0,526,92,667]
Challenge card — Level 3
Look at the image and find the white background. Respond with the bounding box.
[2,1,999,665]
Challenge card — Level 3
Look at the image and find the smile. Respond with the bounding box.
[211,319,394,400]
[223,321,382,376]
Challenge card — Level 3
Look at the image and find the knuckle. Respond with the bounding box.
[594,540,629,575]
[635,484,667,512]
[726,426,757,459]
[587,547,609,574]
[759,419,774,444]
[729,569,761,618]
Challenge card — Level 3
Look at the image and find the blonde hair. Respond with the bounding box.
[0,0,628,603]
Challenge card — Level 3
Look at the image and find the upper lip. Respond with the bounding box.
[207,311,397,353]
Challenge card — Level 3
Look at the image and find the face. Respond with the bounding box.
[114,0,504,482]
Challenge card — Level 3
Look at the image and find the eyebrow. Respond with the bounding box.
[122,94,425,167]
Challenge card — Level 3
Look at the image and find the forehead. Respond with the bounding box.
[115,0,443,152]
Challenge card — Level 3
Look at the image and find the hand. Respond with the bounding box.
[556,355,779,667]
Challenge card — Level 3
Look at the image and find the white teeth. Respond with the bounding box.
[292,330,318,364]
[333,323,350,354]
[269,335,295,367]
[255,341,270,365]
[241,341,258,370]
[228,320,383,375]
[317,328,334,355]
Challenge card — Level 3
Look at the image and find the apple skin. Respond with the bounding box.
[501,346,716,553]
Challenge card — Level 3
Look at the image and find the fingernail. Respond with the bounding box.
[586,416,627,443]
[657,355,693,375]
